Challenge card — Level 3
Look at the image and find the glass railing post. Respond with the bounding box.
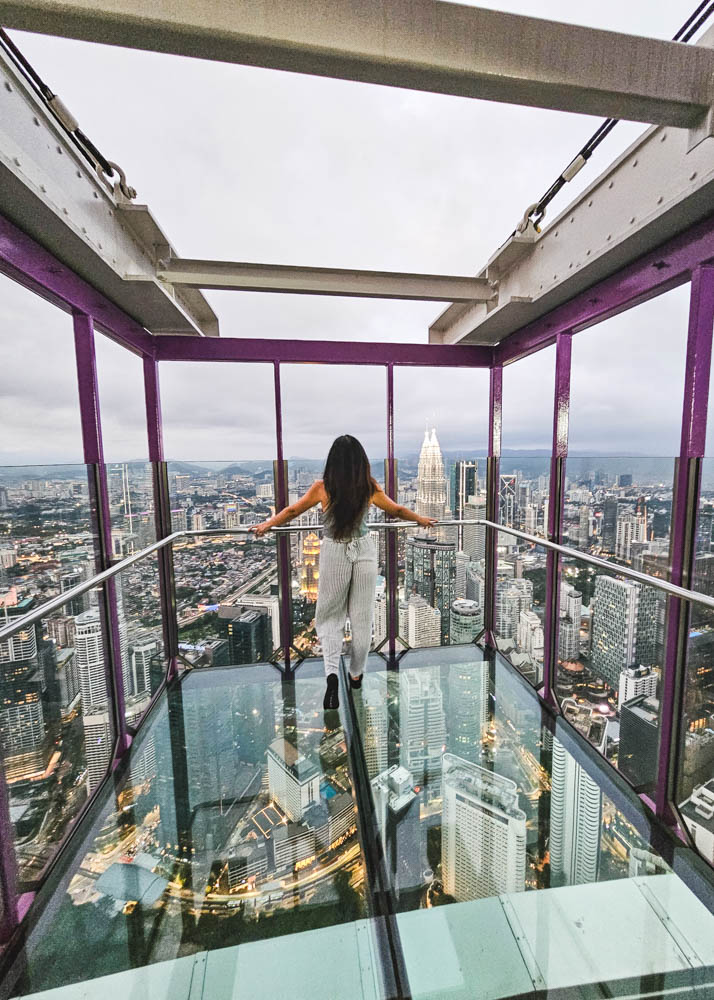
[484,365,502,645]
[658,265,714,821]
[273,459,294,673]
[73,311,130,756]
[543,332,571,707]
[143,355,179,681]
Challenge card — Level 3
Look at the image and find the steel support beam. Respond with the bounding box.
[4,1,714,126]
[431,24,714,350]
[158,258,494,302]
[483,365,502,647]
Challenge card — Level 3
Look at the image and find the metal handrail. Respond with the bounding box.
[3,517,714,645]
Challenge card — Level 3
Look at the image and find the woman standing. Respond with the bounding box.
[252,435,435,708]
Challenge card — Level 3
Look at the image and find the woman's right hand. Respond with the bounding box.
[416,515,438,529]
[250,521,273,537]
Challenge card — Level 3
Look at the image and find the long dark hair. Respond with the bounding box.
[323,435,376,540]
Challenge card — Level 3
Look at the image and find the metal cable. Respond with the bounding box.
[0,26,135,198]
[515,0,714,235]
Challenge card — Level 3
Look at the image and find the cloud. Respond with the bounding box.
[1,3,702,465]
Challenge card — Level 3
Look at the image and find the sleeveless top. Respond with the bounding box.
[323,504,370,541]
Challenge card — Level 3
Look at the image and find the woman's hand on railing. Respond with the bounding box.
[415,515,438,528]
[250,520,273,537]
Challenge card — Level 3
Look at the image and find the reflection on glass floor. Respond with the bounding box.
[4,649,714,1000]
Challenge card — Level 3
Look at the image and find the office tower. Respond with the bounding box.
[463,496,487,563]
[679,780,714,864]
[75,610,112,788]
[373,577,387,648]
[299,532,320,602]
[190,510,205,532]
[450,599,482,644]
[60,563,90,617]
[405,536,455,644]
[619,695,659,787]
[223,503,241,529]
[517,610,544,663]
[0,486,8,510]
[441,753,526,901]
[448,661,488,762]
[129,634,162,695]
[455,552,469,599]
[618,665,658,710]
[171,507,188,532]
[615,511,646,561]
[399,666,446,792]
[524,503,538,536]
[416,427,447,523]
[578,506,590,547]
[55,648,80,716]
[499,475,517,528]
[47,615,76,648]
[550,738,602,886]
[465,563,484,605]
[601,498,618,553]
[401,594,441,648]
[223,607,271,664]
[359,685,389,779]
[558,583,582,662]
[590,576,658,689]
[495,577,533,641]
[0,594,55,781]
[267,738,320,821]
[618,473,633,487]
[371,765,422,895]
[450,461,478,523]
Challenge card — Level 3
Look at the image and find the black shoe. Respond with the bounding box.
[323,674,339,710]
[349,674,363,690]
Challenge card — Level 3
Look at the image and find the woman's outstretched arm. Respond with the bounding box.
[371,484,436,528]
[250,480,323,537]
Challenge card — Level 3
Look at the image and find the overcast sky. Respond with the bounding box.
[0,2,708,465]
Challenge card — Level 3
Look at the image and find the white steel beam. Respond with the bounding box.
[0,47,218,336]
[157,259,494,302]
[2,0,714,127]
[430,29,714,347]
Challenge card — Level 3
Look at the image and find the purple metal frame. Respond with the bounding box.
[386,363,398,662]
[484,365,502,645]
[656,264,714,819]
[542,332,572,706]
[73,311,130,756]
[272,361,294,672]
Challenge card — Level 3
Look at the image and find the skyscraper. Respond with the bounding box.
[371,765,422,896]
[299,532,320,602]
[448,661,488,762]
[416,428,447,523]
[223,607,271,664]
[400,594,441,648]
[495,577,533,641]
[399,666,446,792]
[267,738,320,821]
[449,599,483,644]
[499,475,517,528]
[359,683,389,779]
[549,738,602,886]
[441,753,526,901]
[463,496,487,563]
[451,461,478,548]
[601,498,618,553]
[618,664,658,710]
[405,536,456,644]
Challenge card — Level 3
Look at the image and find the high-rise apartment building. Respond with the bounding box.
[448,662,488,762]
[590,576,659,689]
[371,765,421,896]
[359,685,389,779]
[400,594,441,648]
[267,738,320,822]
[495,578,533,641]
[463,496,487,563]
[549,738,602,886]
[441,753,526,901]
[618,664,658,710]
[615,511,647,561]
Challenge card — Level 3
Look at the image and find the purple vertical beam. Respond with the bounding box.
[73,312,130,754]
[657,265,714,819]
[484,365,502,644]
[143,355,179,681]
[0,753,19,941]
[273,362,293,673]
[542,333,572,706]
[386,363,398,661]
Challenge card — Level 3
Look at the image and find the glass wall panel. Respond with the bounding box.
[159,363,279,667]
[394,367,489,650]
[566,287,689,577]
[281,364,387,659]
[496,346,555,682]
[0,275,111,890]
[678,285,714,857]
[560,288,688,789]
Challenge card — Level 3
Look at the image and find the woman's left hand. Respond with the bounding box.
[250,521,273,537]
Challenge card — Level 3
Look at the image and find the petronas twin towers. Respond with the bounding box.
[416,426,447,522]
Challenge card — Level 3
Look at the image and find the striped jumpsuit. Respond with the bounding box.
[315,511,377,678]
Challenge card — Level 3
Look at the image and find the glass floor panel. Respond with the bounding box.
[3,661,388,1000]
[351,646,714,999]
[3,649,714,1000]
